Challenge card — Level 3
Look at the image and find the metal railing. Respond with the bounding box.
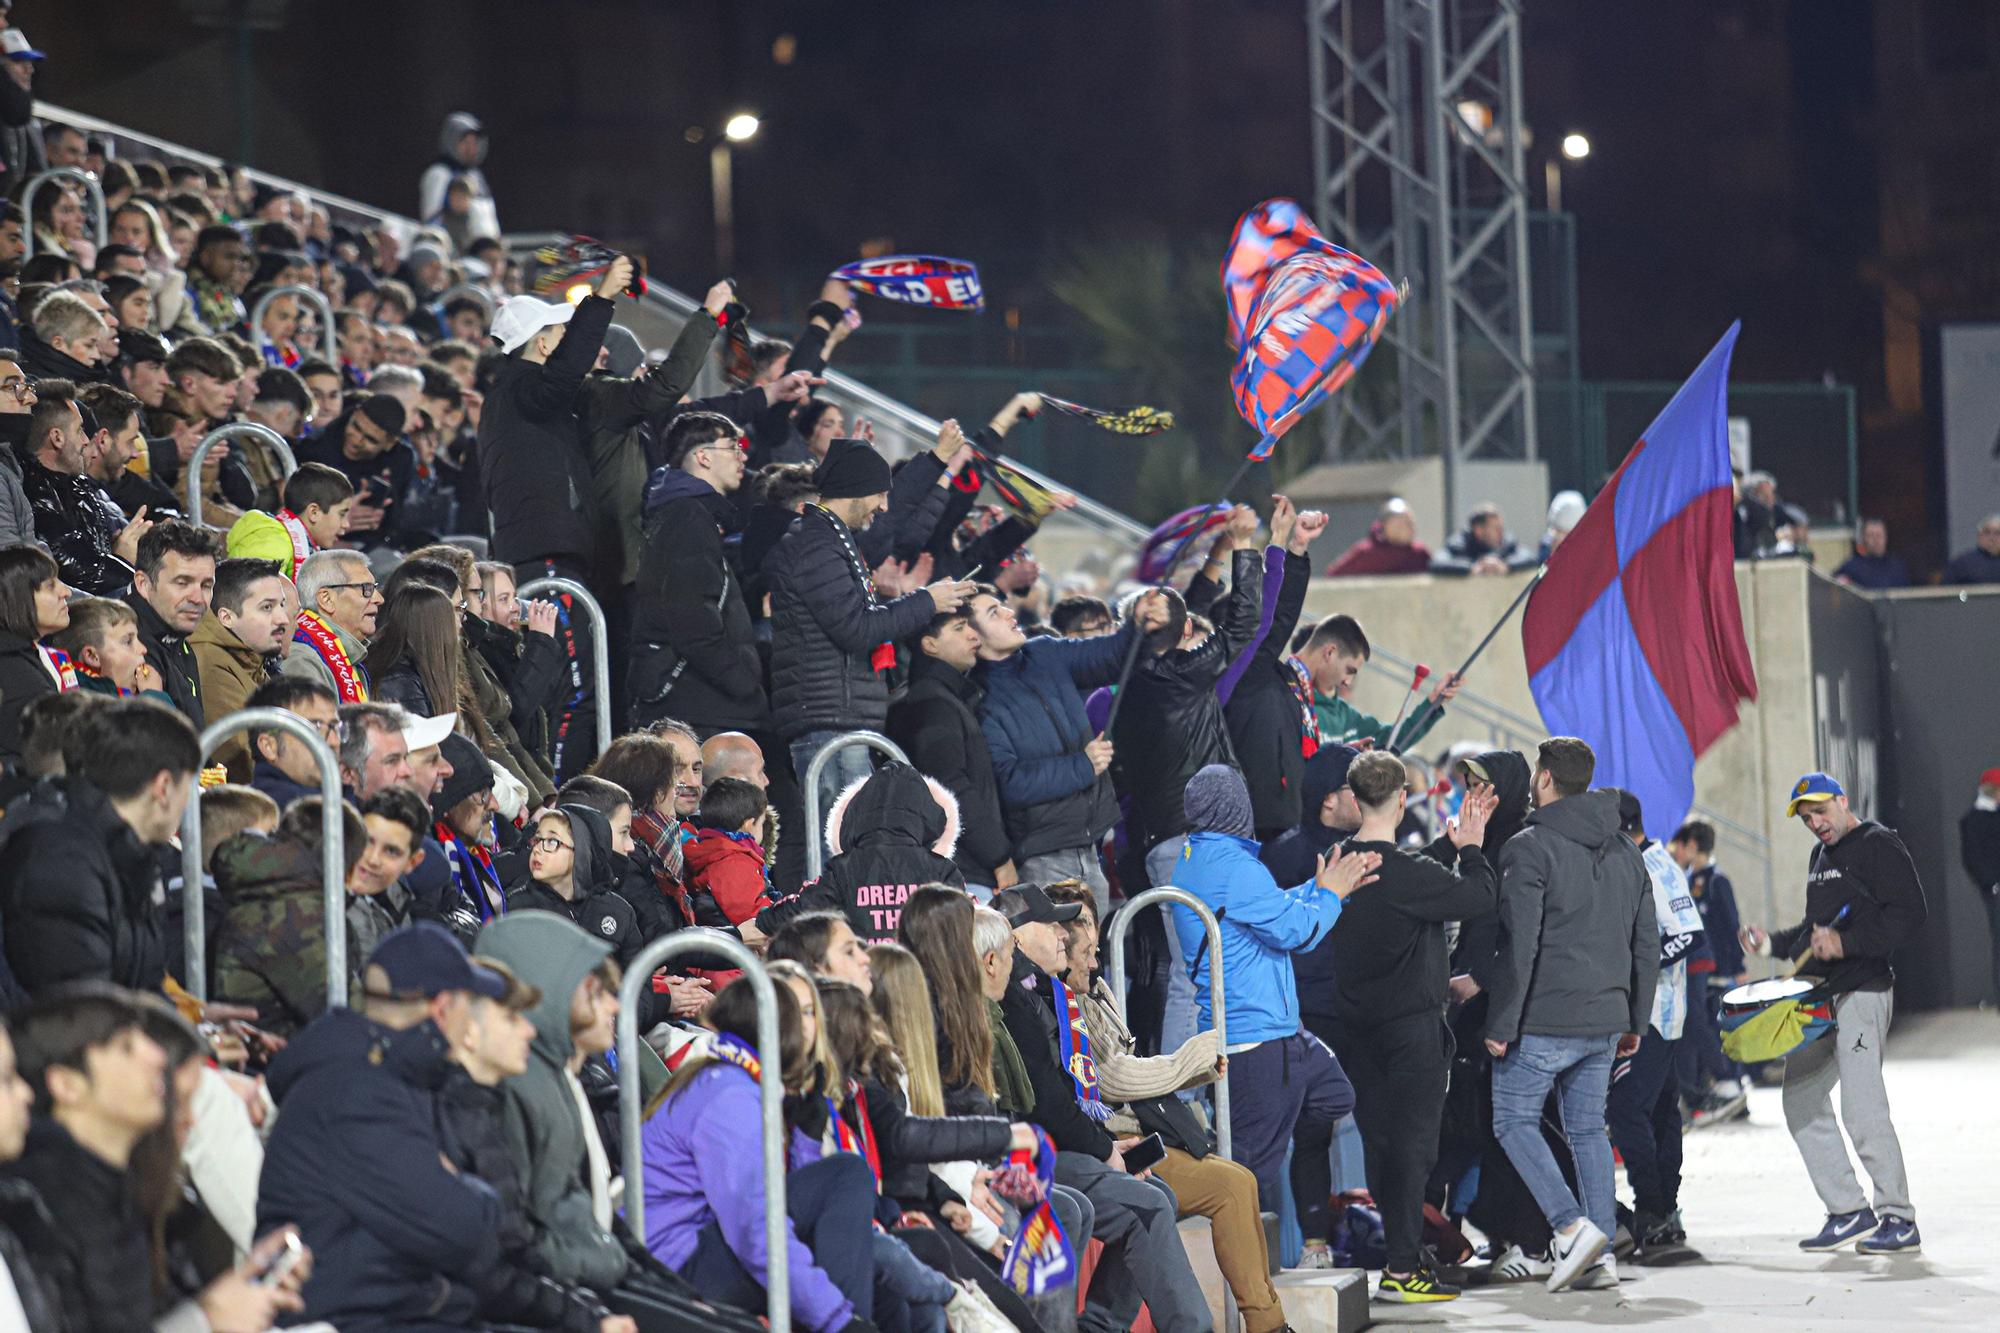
[515,576,612,759]
[186,423,297,527]
[801,731,909,880]
[180,710,346,1006]
[249,283,338,367]
[1105,888,1233,1161]
[617,930,789,1332]
[20,167,107,259]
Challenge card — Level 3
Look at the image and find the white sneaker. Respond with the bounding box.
[1487,1243,1552,1282]
[1547,1219,1610,1292]
[1572,1253,1619,1290]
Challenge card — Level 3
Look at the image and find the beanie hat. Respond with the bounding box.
[813,437,893,500]
[1184,764,1254,839]
[432,733,495,819]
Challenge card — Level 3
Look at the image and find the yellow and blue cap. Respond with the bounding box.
[1786,771,1844,817]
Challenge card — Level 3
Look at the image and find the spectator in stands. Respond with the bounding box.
[22,289,112,385]
[286,548,379,701]
[479,259,633,777]
[420,113,500,239]
[432,732,506,930]
[887,606,1015,894]
[104,273,155,336]
[0,544,71,764]
[994,882,1213,1333]
[1297,613,1457,749]
[41,122,84,171]
[191,557,291,779]
[0,352,36,550]
[0,1011,68,1329]
[243,674,340,806]
[1540,490,1588,561]
[294,393,412,549]
[631,411,766,734]
[1,698,197,994]
[1261,741,1362,893]
[186,224,250,334]
[1944,513,2000,585]
[368,582,469,720]
[226,460,355,579]
[0,32,47,190]
[1434,502,1539,576]
[348,786,427,968]
[766,435,972,812]
[505,803,643,969]
[1833,518,1910,590]
[258,922,506,1329]
[213,796,368,1033]
[684,776,774,929]
[337,701,414,800]
[19,378,147,595]
[124,519,221,725]
[1325,498,1433,576]
[1219,498,1323,839]
[49,594,168,701]
[27,180,92,269]
[298,356,344,425]
[112,329,170,410]
[1049,594,1113,638]
[75,381,163,528]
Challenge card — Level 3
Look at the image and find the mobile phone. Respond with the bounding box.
[1123,1132,1167,1174]
[255,1230,306,1288]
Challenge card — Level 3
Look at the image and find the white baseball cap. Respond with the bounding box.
[490,295,574,355]
[402,710,458,754]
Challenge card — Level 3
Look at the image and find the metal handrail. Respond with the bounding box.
[515,576,612,759]
[20,167,108,260]
[618,930,789,1332]
[1106,887,1232,1162]
[186,423,297,527]
[180,709,346,1007]
[249,283,337,368]
[801,731,909,880]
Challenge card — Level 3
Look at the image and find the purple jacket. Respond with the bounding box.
[641,1062,851,1332]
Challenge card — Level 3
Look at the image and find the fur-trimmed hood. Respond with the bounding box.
[824,761,961,861]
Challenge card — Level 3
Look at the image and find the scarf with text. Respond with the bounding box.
[40,646,78,693]
[998,1125,1075,1296]
[435,820,507,922]
[294,612,369,702]
[830,255,984,311]
[1048,976,1110,1123]
[275,509,315,579]
[1284,657,1323,759]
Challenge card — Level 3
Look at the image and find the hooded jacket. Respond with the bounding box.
[0,775,166,996]
[1485,789,1658,1043]
[630,466,766,733]
[189,610,274,781]
[212,829,335,1035]
[1220,548,1315,835]
[1446,748,1533,994]
[505,804,643,973]
[474,912,627,1292]
[419,113,499,238]
[972,619,1138,859]
[1169,766,1342,1046]
[258,1007,502,1331]
[755,762,963,942]
[683,826,772,927]
[887,652,1012,881]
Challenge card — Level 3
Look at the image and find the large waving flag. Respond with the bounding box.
[1522,323,1758,841]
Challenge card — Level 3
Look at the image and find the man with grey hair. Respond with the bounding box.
[285,548,380,701]
[25,289,111,384]
[1945,513,2000,585]
[336,701,415,799]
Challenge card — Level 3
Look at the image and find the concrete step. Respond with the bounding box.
[1177,1216,1373,1331]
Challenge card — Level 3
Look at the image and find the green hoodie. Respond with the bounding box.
[475,911,624,1290]
[1313,688,1444,752]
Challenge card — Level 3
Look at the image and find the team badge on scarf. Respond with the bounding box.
[830,255,984,311]
[1036,395,1176,437]
[996,1127,1076,1297]
[528,235,648,299]
[1223,198,1399,460]
[1049,977,1110,1122]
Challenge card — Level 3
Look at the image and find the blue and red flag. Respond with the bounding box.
[1522,323,1758,841]
[1222,199,1399,460]
[830,255,984,310]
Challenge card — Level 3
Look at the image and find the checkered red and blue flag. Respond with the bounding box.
[1223,199,1399,460]
[1522,322,1759,841]
[830,255,985,311]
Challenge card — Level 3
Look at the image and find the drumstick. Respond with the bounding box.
[1777,903,1852,980]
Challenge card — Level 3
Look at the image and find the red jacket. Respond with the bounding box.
[683,828,772,927]
[1325,522,1434,576]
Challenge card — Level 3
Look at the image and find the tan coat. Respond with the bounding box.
[190,611,274,781]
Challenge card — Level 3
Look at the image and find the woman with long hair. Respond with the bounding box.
[641,960,879,1332]
[895,886,995,1112]
[105,274,157,336]
[0,545,73,766]
[592,733,691,936]
[29,182,94,268]
[366,583,465,720]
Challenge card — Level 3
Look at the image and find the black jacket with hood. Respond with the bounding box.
[1447,748,1534,997]
[755,761,964,943]
[1485,788,1658,1044]
[887,652,1012,883]
[630,467,766,733]
[257,1007,502,1331]
[505,804,657,1028]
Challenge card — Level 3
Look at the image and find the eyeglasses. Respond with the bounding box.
[531,835,574,854]
[0,378,34,400]
[324,581,381,599]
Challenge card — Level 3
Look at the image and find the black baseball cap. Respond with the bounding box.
[366,921,508,1000]
[1000,882,1082,929]
[1609,788,1644,835]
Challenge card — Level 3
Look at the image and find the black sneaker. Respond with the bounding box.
[1377,1267,1462,1303]
[1633,1214,1701,1266]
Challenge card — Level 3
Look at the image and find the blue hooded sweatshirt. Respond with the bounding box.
[1168,764,1342,1046]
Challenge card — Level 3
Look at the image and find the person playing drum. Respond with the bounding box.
[1739,772,1929,1255]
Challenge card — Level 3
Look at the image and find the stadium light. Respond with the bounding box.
[1561,132,1592,161]
[724,113,761,143]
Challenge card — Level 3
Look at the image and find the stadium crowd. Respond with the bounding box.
[0,21,1955,1331]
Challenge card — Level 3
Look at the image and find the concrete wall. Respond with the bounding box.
[1286,458,1552,564]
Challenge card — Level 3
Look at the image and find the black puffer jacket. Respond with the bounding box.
[20,454,132,596]
[764,504,939,739]
[630,468,766,733]
[845,1074,1012,1210]
[755,761,963,943]
[4,1119,152,1333]
[0,775,166,996]
[887,653,1011,883]
[478,294,614,567]
[1111,547,1263,849]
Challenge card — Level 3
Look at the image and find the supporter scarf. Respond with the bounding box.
[528,234,648,299]
[1136,506,1232,585]
[1285,656,1323,759]
[1037,395,1175,437]
[830,255,984,311]
[1223,198,1400,460]
[74,661,130,697]
[979,455,1061,524]
[276,509,315,579]
[632,809,693,926]
[810,505,897,674]
[40,646,78,693]
[294,612,369,702]
[1048,977,1110,1123]
[435,821,507,922]
[829,1084,884,1191]
[709,1030,763,1082]
[999,1127,1075,1297]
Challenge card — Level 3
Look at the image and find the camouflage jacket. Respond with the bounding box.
[211,832,330,1035]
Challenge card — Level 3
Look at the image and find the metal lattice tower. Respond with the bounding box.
[1308,0,1537,522]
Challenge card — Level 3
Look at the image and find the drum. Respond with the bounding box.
[1719,977,1834,1064]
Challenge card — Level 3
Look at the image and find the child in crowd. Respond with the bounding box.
[684,776,776,928]
[225,461,356,578]
[47,596,172,703]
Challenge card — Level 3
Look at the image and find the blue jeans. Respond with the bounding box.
[1491,1032,1619,1238]
[872,1231,954,1333]
[791,730,878,846]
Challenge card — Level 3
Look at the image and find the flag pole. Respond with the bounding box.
[1102,455,1261,734]
[1385,565,1547,752]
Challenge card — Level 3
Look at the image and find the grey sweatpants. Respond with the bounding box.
[1781,987,1914,1219]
